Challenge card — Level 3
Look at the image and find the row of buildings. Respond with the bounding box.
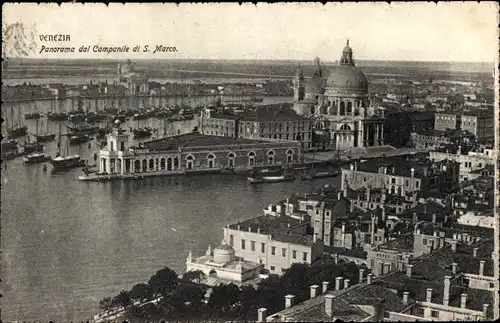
[184,151,495,320]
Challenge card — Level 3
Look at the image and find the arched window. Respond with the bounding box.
[186,155,194,170]
[207,154,215,168]
[267,150,275,164]
[142,159,147,172]
[135,160,141,173]
[160,158,166,170]
[149,159,154,170]
[397,186,402,196]
[286,149,294,164]
[227,152,236,168]
[167,157,173,171]
[248,151,256,166]
[347,102,353,115]
[173,157,179,169]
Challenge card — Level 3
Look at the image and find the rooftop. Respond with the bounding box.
[376,233,414,252]
[342,155,458,179]
[240,106,309,122]
[229,215,305,235]
[141,133,277,151]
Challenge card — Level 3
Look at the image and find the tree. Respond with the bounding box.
[113,290,132,309]
[99,296,113,311]
[148,267,179,297]
[182,270,206,284]
[208,283,241,319]
[129,283,153,302]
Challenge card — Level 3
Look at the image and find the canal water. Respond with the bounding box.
[1,153,340,322]
[1,94,334,322]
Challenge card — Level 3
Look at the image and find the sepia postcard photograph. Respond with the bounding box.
[1,2,498,322]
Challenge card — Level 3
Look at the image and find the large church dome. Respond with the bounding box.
[326,65,368,93]
[326,40,368,94]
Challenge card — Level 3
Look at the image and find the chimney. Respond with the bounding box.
[367,274,373,284]
[335,277,343,290]
[313,233,318,243]
[443,276,451,306]
[410,168,415,178]
[337,191,342,200]
[344,279,350,289]
[310,285,319,299]
[460,293,467,308]
[403,291,409,306]
[350,163,354,171]
[341,224,346,248]
[426,288,433,303]
[451,241,457,252]
[343,187,347,197]
[257,308,267,322]
[432,213,436,223]
[257,227,261,234]
[479,260,485,276]
[366,186,371,202]
[325,294,334,317]
[322,281,330,294]
[370,215,376,245]
[248,227,252,232]
[482,304,489,317]
[285,295,295,309]
[359,268,365,283]
[406,264,413,278]
[452,262,458,274]
[381,206,386,222]
[473,248,478,258]
[237,224,241,230]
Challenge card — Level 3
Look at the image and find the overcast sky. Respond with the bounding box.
[3,2,498,62]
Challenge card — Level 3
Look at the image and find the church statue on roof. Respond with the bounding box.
[292,39,385,152]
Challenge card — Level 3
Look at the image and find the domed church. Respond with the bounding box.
[185,240,264,286]
[293,40,385,151]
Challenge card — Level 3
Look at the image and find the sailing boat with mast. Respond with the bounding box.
[35,117,56,142]
[50,130,86,170]
[23,121,50,163]
[7,107,28,139]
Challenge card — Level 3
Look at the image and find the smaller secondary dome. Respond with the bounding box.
[213,242,236,264]
[114,119,122,125]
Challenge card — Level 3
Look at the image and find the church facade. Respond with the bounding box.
[293,41,385,152]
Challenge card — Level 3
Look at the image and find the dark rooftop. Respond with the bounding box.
[142,133,275,151]
[272,233,315,246]
[377,233,414,252]
[240,106,309,122]
[229,215,305,235]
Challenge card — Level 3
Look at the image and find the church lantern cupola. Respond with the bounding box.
[340,39,355,66]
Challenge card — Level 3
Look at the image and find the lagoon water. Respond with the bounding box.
[1,94,337,322]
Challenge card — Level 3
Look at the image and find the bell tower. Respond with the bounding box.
[293,65,305,102]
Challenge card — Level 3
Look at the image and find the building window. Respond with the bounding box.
[282,248,286,257]
[271,246,276,255]
[303,252,308,261]
[281,268,287,274]
[422,238,427,245]
[248,151,256,166]
[431,310,439,318]
[416,181,420,189]
[251,241,255,251]
[261,243,266,253]
[391,178,396,184]
[229,235,234,246]
[292,250,297,259]
[241,239,246,250]
[227,152,236,167]
[267,150,275,164]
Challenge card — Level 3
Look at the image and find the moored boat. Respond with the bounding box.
[69,134,91,145]
[36,134,56,143]
[247,166,295,184]
[23,152,51,164]
[7,125,28,139]
[133,128,153,139]
[50,154,86,169]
